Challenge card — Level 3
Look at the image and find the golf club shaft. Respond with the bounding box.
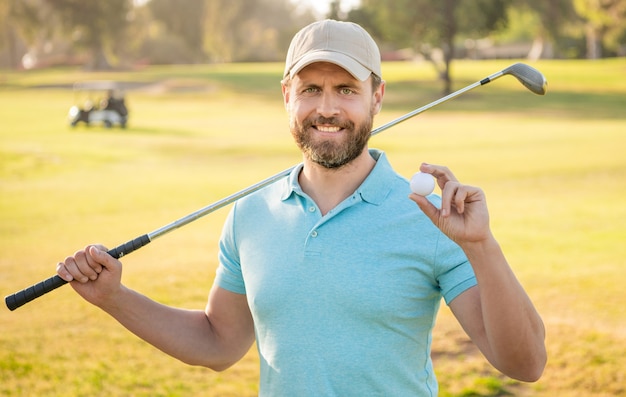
[5,63,545,311]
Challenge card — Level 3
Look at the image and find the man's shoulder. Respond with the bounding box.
[233,176,291,213]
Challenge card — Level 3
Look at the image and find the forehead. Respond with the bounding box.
[295,62,359,83]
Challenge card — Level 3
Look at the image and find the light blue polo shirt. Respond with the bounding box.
[216,149,477,397]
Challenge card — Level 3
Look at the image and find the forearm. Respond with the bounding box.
[98,286,230,369]
[58,246,253,369]
[462,235,546,381]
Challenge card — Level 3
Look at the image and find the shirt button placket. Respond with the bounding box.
[307,204,319,239]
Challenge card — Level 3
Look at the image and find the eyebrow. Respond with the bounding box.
[300,81,360,91]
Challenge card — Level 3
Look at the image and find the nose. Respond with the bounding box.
[316,92,340,117]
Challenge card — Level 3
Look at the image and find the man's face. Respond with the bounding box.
[282,62,384,169]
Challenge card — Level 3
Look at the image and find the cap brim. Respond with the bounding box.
[288,50,372,81]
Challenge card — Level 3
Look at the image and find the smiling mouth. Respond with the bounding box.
[315,125,342,133]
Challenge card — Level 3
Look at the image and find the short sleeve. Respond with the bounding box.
[215,205,246,295]
[434,233,477,305]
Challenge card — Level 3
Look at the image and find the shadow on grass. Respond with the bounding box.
[66,122,203,137]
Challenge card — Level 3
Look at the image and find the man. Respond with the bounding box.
[57,20,546,396]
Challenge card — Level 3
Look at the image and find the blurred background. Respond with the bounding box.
[1,0,624,92]
[1,1,625,396]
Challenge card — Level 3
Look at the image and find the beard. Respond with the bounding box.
[290,113,374,169]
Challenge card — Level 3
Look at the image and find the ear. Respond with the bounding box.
[282,82,290,110]
[371,80,385,115]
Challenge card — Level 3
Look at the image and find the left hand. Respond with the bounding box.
[409,163,491,246]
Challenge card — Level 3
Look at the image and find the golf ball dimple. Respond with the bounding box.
[410,172,435,196]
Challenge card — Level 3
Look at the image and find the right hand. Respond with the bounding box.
[56,245,123,306]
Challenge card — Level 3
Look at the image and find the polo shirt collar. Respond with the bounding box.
[281,149,393,206]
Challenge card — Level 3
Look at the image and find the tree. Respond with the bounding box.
[328,0,342,20]
[148,0,206,62]
[43,0,132,70]
[499,0,580,59]
[0,0,22,68]
[573,0,626,58]
[0,0,56,69]
[355,0,512,93]
[203,0,313,62]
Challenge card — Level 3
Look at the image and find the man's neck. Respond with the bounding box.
[298,148,376,215]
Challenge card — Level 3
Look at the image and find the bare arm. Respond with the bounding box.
[57,245,255,370]
[410,163,546,381]
[448,238,546,381]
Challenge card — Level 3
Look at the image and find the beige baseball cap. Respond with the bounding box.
[283,19,381,81]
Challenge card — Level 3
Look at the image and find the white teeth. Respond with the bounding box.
[317,126,341,132]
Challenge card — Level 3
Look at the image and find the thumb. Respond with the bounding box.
[409,193,441,226]
[88,245,121,272]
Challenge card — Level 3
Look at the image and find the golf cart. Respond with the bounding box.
[68,81,128,128]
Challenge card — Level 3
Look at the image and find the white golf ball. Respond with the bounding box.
[410,172,435,196]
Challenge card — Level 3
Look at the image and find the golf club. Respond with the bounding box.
[5,63,547,311]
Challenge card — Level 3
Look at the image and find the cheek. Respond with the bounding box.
[347,101,375,123]
[287,103,306,129]
[289,97,316,121]
[367,93,382,115]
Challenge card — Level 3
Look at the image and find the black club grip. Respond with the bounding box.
[107,234,151,259]
[5,275,68,311]
[5,234,151,311]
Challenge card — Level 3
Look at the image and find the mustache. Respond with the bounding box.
[304,116,354,130]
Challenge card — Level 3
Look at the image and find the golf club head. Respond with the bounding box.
[504,63,547,95]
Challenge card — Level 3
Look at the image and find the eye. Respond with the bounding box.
[303,87,320,94]
[340,87,355,95]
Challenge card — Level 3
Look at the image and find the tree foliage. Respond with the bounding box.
[573,0,626,58]
[203,0,312,62]
[357,0,512,93]
[42,0,132,69]
[0,0,624,71]
[148,0,205,62]
[1,0,57,68]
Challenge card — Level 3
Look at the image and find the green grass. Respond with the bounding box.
[1,58,625,396]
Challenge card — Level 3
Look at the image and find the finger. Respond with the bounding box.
[56,262,74,282]
[420,163,459,188]
[93,244,109,252]
[440,181,461,217]
[84,245,104,275]
[88,245,121,273]
[454,185,484,215]
[453,186,468,215]
[74,248,100,281]
[63,256,90,283]
[409,193,441,225]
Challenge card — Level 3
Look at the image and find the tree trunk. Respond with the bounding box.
[441,0,457,95]
[585,24,602,59]
[87,41,112,70]
[527,36,544,61]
